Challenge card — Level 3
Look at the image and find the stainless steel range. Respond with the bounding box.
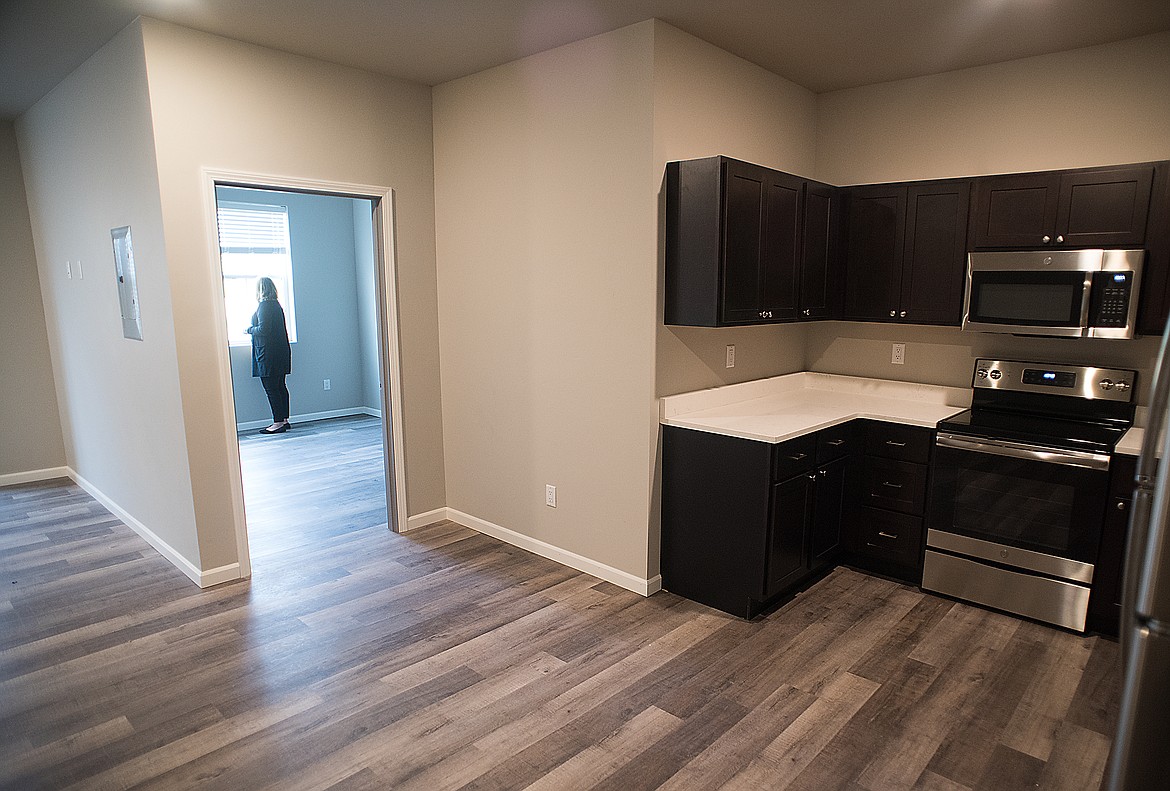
[923,358,1137,631]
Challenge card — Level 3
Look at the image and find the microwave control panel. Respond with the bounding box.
[1088,271,1134,329]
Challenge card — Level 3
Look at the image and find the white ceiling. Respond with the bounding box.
[3,0,1170,120]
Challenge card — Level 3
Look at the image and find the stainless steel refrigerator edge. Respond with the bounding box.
[1105,320,1170,791]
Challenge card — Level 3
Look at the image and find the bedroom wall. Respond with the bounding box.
[0,120,66,480]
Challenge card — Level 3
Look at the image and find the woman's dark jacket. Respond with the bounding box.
[246,299,291,377]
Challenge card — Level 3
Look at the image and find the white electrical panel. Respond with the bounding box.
[110,226,142,341]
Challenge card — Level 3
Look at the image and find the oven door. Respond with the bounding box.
[925,433,1110,583]
[963,268,1091,336]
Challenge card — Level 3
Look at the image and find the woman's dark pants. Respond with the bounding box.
[260,376,289,422]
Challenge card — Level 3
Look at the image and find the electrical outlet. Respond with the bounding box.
[725,345,736,369]
[323,379,331,390]
[545,484,557,508]
[891,343,906,365]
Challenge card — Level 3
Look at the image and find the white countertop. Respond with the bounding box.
[660,372,971,443]
[1118,427,1144,456]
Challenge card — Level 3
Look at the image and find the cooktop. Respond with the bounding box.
[937,358,1137,454]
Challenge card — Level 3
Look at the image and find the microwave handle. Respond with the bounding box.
[1077,271,1094,329]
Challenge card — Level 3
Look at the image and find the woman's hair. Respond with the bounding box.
[255,277,278,301]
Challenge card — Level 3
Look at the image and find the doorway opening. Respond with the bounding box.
[205,173,408,579]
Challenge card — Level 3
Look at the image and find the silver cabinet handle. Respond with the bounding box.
[807,473,818,480]
[1117,500,1127,511]
[802,309,811,317]
[827,439,846,446]
[899,310,907,318]
[885,440,907,447]
[881,481,903,489]
[818,469,828,476]
[1042,235,1051,244]
[878,531,898,539]
[1056,235,1064,244]
[788,452,807,461]
[889,310,896,317]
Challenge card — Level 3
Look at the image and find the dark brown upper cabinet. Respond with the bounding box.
[842,185,905,322]
[665,157,842,327]
[843,180,971,325]
[799,182,842,320]
[970,164,1154,250]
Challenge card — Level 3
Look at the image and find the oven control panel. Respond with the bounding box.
[972,359,1136,402]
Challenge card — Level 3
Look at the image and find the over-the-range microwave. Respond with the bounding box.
[962,248,1145,339]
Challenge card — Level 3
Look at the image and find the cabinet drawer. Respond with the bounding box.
[852,508,923,568]
[817,422,858,463]
[864,421,932,463]
[862,458,927,515]
[772,433,817,481]
[1109,453,1138,499]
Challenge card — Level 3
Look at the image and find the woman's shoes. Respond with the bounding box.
[260,423,288,434]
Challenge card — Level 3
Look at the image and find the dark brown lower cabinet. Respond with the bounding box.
[810,455,849,572]
[843,421,932,585]
[1088,454,1138,636]
[661,425,850,619]
[765,471,812,598]
[663,417,1130,627]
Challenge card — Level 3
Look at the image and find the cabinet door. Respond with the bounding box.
[720,161,803,324]
[810,456,848,571]
[1088,496,1130,636]
[799,183,840,320]
[843,186,906,321]
[901,180,970,325]
[1057,165,1154,248]
[760,170,804,321]
[970,172,1059,249]
[765,472,812,598]
[1138,162,1170,337]
[721,160,769,324]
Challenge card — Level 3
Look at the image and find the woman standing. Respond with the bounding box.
[246,277,292,435]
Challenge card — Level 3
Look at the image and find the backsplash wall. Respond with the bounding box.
[805,321,1163,412]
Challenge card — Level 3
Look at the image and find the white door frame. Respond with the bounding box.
[200,168,410,580]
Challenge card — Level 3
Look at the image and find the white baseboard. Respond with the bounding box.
[405,506,449,532]
[236,406,380,431]
[0,466,71,487]
[441,507,661,597]
[67,468,242,589]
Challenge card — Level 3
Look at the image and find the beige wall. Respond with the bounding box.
[652,21,816,399]
[139,19,444,568]
[434,21,658,580]
[0,120,66,478]
[806,322,1164,406]
[16,22,201,562]
[816,31,1170,185]
[809,31,1170,401]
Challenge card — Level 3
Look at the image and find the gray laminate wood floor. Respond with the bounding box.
[0,417,1120,790]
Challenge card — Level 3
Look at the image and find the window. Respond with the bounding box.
[217,200,298,346]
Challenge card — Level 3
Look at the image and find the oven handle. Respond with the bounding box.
[935,432,1111,471]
